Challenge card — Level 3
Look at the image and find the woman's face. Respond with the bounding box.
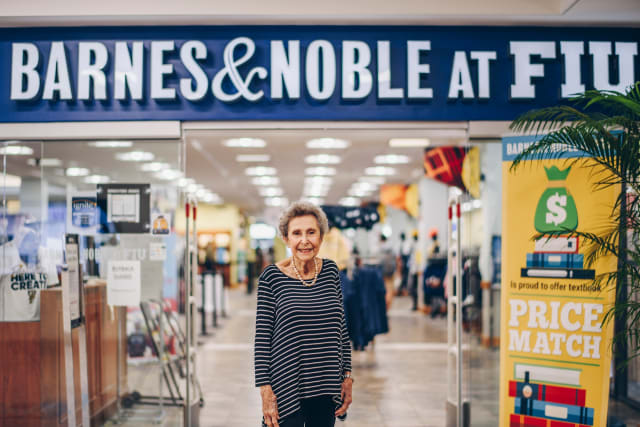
[286,215,323,263]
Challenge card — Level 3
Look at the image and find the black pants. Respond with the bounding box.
[280,396,336,427]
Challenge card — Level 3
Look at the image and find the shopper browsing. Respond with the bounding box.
[254,201,353,427]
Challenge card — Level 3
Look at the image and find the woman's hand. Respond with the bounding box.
[335,377,353,417]
[260,385,279,427]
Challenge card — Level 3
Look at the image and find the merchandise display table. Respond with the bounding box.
[0,280,127,426]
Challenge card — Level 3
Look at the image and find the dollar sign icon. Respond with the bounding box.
[534,166,578,233]
[545,192,567,226]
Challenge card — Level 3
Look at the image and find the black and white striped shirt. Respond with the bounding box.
[254,259,352,421]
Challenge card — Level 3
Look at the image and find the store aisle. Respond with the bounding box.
[194,288,500,427]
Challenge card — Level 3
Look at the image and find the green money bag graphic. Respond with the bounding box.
[534,166,578,233]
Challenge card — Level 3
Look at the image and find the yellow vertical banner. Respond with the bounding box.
[499,136,618,427]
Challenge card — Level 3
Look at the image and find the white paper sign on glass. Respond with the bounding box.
[107,260,141,306]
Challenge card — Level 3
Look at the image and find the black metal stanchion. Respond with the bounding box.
[200,274,207,336]
[212,271,218,328]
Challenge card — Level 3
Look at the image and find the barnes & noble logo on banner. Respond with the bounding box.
[0,26,638,121]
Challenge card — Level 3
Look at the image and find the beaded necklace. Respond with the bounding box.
[291,256,319,287]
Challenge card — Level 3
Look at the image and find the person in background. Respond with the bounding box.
[380,234,397,310]
[247,244,257,294]
[255,201,353,427]
[408,231,422,311]
[397,232,413,296]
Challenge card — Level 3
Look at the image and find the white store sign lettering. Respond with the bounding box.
[9,38,638,103]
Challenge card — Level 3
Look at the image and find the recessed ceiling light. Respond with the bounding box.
[375,154,411,164]
[0,145,34,156]
[84,175,110,184]
[66,167,90,177]
[0,174,21,188]
[140,162,170,172]
[265,197,288,207]
[351,182,377,192]
[259,187,284,197]
[359,176,386,185]
[348,188,372,197]
[306,138,350,149]
[224,138,267,148]
[89,141,133,148]
[236,154,271,162]
[186,183,202,193]
[305,189,329,197]
[201,193,223,204]
[303,197,324,206]
[305,154,341,164]
[116,151,155,162]
[305,167,337,176]
[388,138,431,148]
[305,176,333,185]
[245,166,277,176]
[177,178,195,187]
[27,158,63,167]
[252,176,280,186]
[365,166,396,176]
[339,197,360,207]
[155,169,183,180]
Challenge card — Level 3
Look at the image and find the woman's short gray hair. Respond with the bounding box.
[278,201,329,239]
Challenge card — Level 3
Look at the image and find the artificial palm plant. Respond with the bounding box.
[509,82,640,395]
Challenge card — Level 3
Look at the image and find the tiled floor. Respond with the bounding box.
[109,288,640,426]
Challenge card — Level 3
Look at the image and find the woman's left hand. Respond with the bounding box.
[335,377,353,417]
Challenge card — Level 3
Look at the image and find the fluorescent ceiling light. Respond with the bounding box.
[359,176,386,185]
[236,154,271,162]
[186,183,202,193]
[375,154,411,164]
[365,166,396,176]
[0,145,34,156]
[245,166,277,176]
[89,141,133,148]
[306,138,350,149]
[84,175,110,184]
[250,222,277,238]
[177,178,195,187]
[252,176,280,186]
[66,167,90,177]
[259,187,284,197]
[116,151,155,162]
[0,174,21,188]
[224,138,266,148]
[389,138,431,148]
[27,158,63,167]
[305,154,341,164]
[305,176,333,185]
[339,197,360,207]
[351,182,377,192]
[155,169,183,180]
[265,197,288,207]
[140,162,170,172]
[302,197,324,206]
[201,193,222,204]
[305,167,337,176]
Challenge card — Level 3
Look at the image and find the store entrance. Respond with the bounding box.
[177,122,502,426]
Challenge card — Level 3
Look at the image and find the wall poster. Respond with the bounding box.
[97,184,151,234]
[499,135,619,427]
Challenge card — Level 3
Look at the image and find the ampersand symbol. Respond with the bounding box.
[212,37,267,102]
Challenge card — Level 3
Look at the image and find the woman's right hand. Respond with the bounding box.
[260,385,279,427]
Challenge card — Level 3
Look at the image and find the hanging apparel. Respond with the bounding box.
[341,266,388,350]
[254,259,352,422]
[0,241,57,321]
[318,227,351,271]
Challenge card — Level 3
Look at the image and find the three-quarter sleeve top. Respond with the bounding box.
[254,259,352,421]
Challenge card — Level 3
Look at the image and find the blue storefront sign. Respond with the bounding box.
[1,26,638,122]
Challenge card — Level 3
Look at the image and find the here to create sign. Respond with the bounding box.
[0,26,638,122]
[499,136,619,427]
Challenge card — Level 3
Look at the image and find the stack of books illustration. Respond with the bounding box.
[521,236,595,280]
[509,367,593,427]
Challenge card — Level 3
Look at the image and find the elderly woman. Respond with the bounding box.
[254,201,353,427]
